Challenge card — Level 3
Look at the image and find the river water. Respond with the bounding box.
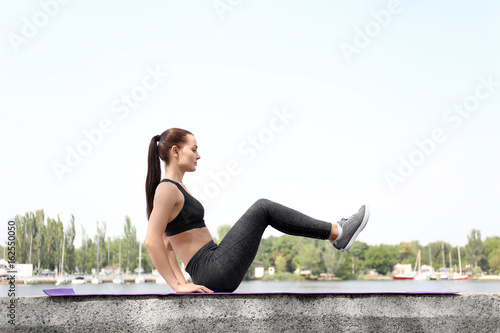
[2,279,500,297]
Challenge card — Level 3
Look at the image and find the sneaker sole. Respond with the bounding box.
[339,205,370,252]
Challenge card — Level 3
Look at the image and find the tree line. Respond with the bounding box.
[3,211,500,279]
[223,226,500,279]
[2,210,154,275]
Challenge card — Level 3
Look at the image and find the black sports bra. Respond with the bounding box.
[161,179,206,236]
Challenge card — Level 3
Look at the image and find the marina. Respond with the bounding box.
[2,278,500,297]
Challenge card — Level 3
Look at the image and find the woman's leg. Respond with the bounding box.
[198,199,333,291]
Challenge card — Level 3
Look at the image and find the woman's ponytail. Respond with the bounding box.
[145,128,193,220]
[145,135,161,219]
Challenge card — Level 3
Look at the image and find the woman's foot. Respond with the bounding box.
[330,205,370,252]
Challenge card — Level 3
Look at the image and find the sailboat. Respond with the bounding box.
[135,243,145,284]
[428,246,438,280]
[393,263,415,280]
[113,241,124,284]
[56,236,69,285]
[438,243,449,280]
[414,250,427,281]
[91,237,103,284]
[452,246,468,280]
[71,273,86,284]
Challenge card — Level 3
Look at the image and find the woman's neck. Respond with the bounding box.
[164,169,184,183]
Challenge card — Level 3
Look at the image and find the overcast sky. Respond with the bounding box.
[1,1,499,250]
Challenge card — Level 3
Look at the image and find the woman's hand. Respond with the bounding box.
[175,283,214,293]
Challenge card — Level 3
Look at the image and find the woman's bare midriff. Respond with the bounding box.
[168,227,213,266]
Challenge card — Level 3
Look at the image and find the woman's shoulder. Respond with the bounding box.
[154,180,183,205]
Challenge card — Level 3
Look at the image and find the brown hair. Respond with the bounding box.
[145,128,193,219]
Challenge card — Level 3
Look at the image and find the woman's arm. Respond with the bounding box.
[163,233,186,284]
[145,183,212,293]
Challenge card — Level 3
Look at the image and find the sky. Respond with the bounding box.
[1,1,499,249]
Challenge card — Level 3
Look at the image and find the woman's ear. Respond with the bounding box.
[171,145,179,158]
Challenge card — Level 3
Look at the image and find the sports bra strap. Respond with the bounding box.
[160,179,206,236]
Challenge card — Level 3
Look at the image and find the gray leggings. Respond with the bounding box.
[185,198,332,292]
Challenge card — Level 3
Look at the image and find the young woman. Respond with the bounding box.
[145,128,370,293]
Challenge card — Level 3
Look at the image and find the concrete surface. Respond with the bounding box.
[1,293,499,332]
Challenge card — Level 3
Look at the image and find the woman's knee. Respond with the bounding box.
[254,198,272,208]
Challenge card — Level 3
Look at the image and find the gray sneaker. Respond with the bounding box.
[330,205,370,252]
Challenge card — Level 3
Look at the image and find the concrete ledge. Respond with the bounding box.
[1,293,499,332]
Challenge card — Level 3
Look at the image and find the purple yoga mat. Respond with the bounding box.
[43,288,460,297]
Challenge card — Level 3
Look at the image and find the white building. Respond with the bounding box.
[254,262,264,278]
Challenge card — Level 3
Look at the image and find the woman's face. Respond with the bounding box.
[176,134,200,172]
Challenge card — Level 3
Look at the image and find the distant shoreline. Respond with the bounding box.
[2,274,499,285]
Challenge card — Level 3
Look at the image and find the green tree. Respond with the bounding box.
[84,238,96,273]
[254,236,275,269]
[141,240,154,274]
[321,240,337,276]
[344,241,368,275]
[33,210,46,273]
[274,254,287,273]
[42,216,64,271]
[364,244,399,275]
[488,248,500,274]
[349,241,369,261]
[399,242,417,264]
[424,241,452,270]
[484,237,500,255]
[123,216,137,274]
[481,236,500,273]
[334,253,354,280]
[61,216,76,273]
[271,235,298,273]
[293,241,322,275]
[13,213,29,264]
[75,225,88,273]
[465,229,485,268]
[107,237,122,272]
[214,224,232,244]
[27,213,38,264]
[95,221,107,271]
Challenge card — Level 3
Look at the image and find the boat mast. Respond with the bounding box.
[107,238,110,270]
[429,246,432,267]
[449,252,452,273]
[442,243,445,268]
[138,243,142,278]
[119,240,121,274]
[457,246,462,275]
[61,235,65,277]
[96,237,100,277]
[418,250,421,272]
